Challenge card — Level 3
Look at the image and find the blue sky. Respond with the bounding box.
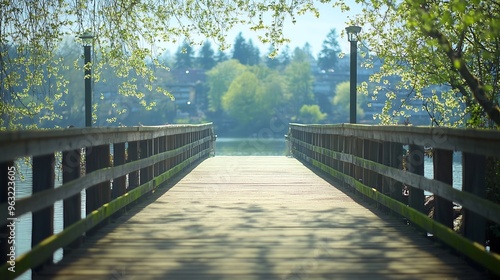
[219,1,363,57]
[162,1,363,59]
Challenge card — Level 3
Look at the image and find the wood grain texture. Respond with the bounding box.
[36,157,486,280]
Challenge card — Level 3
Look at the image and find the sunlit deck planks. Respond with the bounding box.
[36,156,485,279]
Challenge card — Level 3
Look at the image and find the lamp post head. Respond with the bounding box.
[79,31,94,46]
[345,26,361,42]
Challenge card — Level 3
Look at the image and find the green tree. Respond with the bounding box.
[197,41,216,70]
[215,49,229,64]
[232,33,250,65]
[222,71,260,125]
[352,0,500,127]
[222,66,284,131]
[332,81,365,123]
[232,33,260,65]
[174,41,194,70]
[2,0,319,129]
[206,60,246,113]
[318,28,341,72]
[278,46,292,69]
[284,48,315,116]
[247,39,260,66]
[4,0,498,128]
[265,46,281,69]
[299,104,327,123]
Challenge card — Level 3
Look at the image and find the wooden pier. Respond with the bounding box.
[36,157,485,279]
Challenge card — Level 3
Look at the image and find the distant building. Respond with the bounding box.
[164,68,207,120]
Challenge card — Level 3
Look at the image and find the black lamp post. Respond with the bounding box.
[345,26,361,124]
[80,32,94,127]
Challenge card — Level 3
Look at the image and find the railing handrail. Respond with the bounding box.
[0,123,214,163]
[290,123,500,157]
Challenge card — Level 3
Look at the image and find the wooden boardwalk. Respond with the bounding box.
[37,157,485,279]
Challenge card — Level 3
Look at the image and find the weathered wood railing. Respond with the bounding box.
[288,123,500,276]
[0,123,215,279]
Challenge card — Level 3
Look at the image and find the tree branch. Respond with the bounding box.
[425,29,500,126]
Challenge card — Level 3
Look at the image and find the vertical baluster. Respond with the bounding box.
[408,145,425,214]
[381,142,404,203]
[139,139,152,186]
[112,143,126,199]
[0,160,14,265]
[62,148,81,255]
[85,145,110,232]
[154,137,160,179]
[32,154,55,274]
[159,136,166,176]
[112,142,127,219]
[433,149,454,229]
[128,141,139,190]
[462,153,486,244]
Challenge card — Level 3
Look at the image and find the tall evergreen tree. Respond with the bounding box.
[247,39,260,66]
[197,41,216,70]
[232,32,249,65]
[317,28,341,72]
[174,41,194,70]
[278,46,292,68]
[215,49,229,63]
[265,46,281,69]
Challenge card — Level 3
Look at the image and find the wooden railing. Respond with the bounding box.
[288,123,500,276]
[0,123,215,279]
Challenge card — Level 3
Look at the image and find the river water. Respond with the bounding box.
[13,138,462,279]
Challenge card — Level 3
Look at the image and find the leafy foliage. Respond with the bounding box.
[206,60,247,113]
[197,41,216,70]
[174,42,195,70]
[350,0,500,127]
[299,104,327,123]
[284,47,315,116]
[0,0,324,129]
[3,0,499,129]
[332,81,365,123]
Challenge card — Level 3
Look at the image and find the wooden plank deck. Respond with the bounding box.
[37,156,485,279]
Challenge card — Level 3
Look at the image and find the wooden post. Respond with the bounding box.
[462,153,486,244]
[139,139,151,186]
[366,140,380,190]
[112,143,126,199]
[154,137,159,178]
[342,135,349,189]
[32,154,55,274]
[354,137,363,195]
[381,142,392,196]
[382,142,404,203]
[392,142,405,203]
[0,160,14,265]
[111,142,127,219]
[433,149,454,229]
[332,135,338,171]
[376,141,384,193]
[62,149,81,255]
[85,145,110,233]
[408,145,425,214]
[166,136,173,171]
[159,136,166,175]
[128,141,139,190]
[324,134,331,168]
